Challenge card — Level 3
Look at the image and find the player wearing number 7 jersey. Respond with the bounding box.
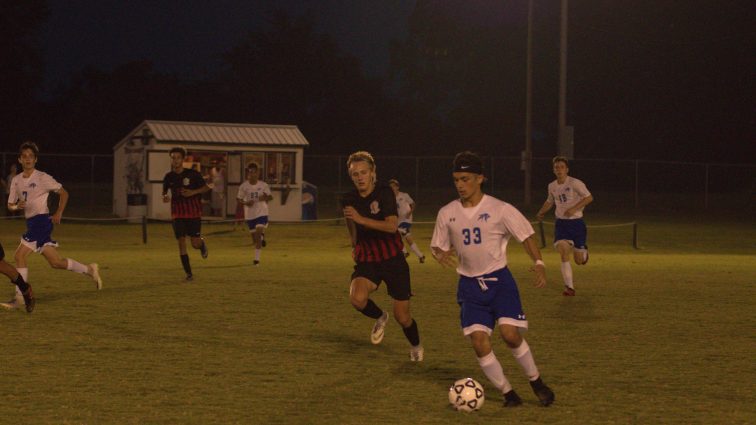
[535,156,593,296]
[430,151,554,407]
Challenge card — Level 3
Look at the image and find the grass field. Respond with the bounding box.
[0,214,754,424]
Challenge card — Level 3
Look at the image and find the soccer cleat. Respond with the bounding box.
[562,287,576,296]
[90,263,103,290]
[419,255,426,264]
[410,345,424,362]
[253,260,260,266]
[200,239,208,259]
[403,251,410,258]
[185,273,193,282]
[529,377,555,407]
[370,311,389,345]
[261,238,267,248]
[0,297,23,310]
[503,390,523,407]
[21,287,35,313]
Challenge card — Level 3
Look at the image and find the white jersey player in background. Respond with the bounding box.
[237,163,273,266]
[1,141,102,311]
[431,151,555,407]
[388,179,425,263]
[536,156,593,296]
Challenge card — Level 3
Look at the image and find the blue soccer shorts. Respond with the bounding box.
[21,214,58,253]
[554,218,588,250]
[456,267,528,336]
[246,215,269,230]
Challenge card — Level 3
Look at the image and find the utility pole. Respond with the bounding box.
[524,0,534,205]
[558,0,571,158]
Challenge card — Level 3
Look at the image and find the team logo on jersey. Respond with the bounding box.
[478,213,490,222]
[565,187,571,192]
[183,177,190,186]
[449,217,456,222]
[370,200,380,214]
[29,183,37,189]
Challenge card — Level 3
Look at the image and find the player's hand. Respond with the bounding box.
[431,247,457,268]
[16,200,26,210]
[529,263,546,288]
[535,212,544,221]
[343,206,363,224]
[564,208,575,218]
[162,194,170,203]
[180,188,193,197]
[50,213,63,224]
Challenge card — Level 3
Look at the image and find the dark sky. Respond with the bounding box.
[41,0,416,91]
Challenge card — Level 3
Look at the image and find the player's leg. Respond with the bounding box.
[252,227,263,265]
[572,219,589,265]
[39,245,102,290]
[3,243,34,308]
[188,219,207,259]
[404,232,426,263]
[555,240,575,295]
[0,244,34,312]
[382,256,422,358]
[349,269,387,344]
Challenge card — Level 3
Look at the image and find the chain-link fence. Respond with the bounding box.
[2,152,754,218]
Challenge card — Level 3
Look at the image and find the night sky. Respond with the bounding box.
[35,1,755,161]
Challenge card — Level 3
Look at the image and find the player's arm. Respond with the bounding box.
[344,217,357,247]
[343,207,398,233]
[162,176,170,203]
[430,211,457,268]
[565,194,593,217]
[522,235,546,288]
[51,187,69,224]
[535,200,554,221]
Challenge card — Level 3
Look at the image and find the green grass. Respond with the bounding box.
[0,217,754,424]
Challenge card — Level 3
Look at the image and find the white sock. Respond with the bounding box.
[561,261,573,288]
[15,268,28,299]
[510,339,540,381]
[254,249,261,261]
[410,242,424,258]
[66,258,89,274]
[477,351,512,393]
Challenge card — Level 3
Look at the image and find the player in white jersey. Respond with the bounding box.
[388,179,425,263]
[431,151,554,407]
[536,156,593,296]
[1,142,102,311]
[237,163,273,266]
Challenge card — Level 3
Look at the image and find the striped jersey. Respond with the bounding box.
[342,183,404,263]
[431,195,535,277]
[8,170,62,219]
[162,168,206,219]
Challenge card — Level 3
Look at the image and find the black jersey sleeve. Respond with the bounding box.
[378,185,398,217]
[162,172,171,194]
[188,169,207,190]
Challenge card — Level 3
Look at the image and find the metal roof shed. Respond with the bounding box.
[113,120,310,221]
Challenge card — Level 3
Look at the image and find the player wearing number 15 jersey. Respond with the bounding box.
[431,151,554,407]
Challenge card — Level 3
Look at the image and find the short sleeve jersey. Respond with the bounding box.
[342,183,404,263]
[431,195,535,277]
[8,170,62,219]
[546,176,591,219]
[395,191,414,224]
[237,180,271,220]
[162,168,206,219]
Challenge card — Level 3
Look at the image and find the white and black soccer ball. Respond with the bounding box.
[448,378,485,412]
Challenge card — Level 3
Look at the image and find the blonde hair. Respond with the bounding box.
[346,151,377,182]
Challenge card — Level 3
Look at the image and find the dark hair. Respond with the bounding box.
[169,147,187,158]
[19,141,39,157]
[452,151,484,175]
[552,156,569,166]
[246,163,259,171]
[388,179,399,187]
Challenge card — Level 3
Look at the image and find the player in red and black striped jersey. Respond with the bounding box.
[342,151,423,361]
[162,147,211,281]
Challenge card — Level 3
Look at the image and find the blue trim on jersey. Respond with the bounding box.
[23,214,56,249]
[246,216,269,229]
[554,218,587,249]
[457,267,526,331]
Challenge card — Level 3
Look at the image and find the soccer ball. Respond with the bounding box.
[448,378,485,412]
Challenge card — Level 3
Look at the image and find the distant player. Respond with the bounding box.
[0,242,35,313]
[162,147,210,281]
[536,156,593,296]
[1,141,102,311]
[431,151,555,407]
[388,179,425,263]
[342,151,423,361]
[237,163,273,266]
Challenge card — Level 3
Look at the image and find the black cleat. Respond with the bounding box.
[261,239,266,248]
[419,255,426,264]
[22,287,35,313]
[503,390,522,407]
[530,377,555,406]
[253,260,260,266]
[186,274,193,282]
[200,239,208,259]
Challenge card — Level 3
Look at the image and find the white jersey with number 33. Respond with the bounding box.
[431,195,535,277]
[8,170,62,219]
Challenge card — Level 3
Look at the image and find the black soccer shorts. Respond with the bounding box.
[172,218,202,239]
[351,254,413,301]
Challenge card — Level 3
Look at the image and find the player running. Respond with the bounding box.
[342,151,423,361]
[0,242,35,313]
[431,151,555,407]
[1,141,102,311]
[237,163,273,266]
[388,179,425,263]
[535,156,593,296]
[162,147,210,281]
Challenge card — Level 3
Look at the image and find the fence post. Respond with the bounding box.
[415,157,420,202]
[634,160,639,210]
[142,215,147,244]
[337,155,343,194]
[538,221,546,248]
[632,222,638,249]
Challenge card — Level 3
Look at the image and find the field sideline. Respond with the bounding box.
[0,216,754,424]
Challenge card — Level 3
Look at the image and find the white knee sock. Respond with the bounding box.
[67,258,89,274]
[409,242,424,258]
[254,249,261,261]
[510,339,540,381]
[477,351,512,393]
[561,261,573,288]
